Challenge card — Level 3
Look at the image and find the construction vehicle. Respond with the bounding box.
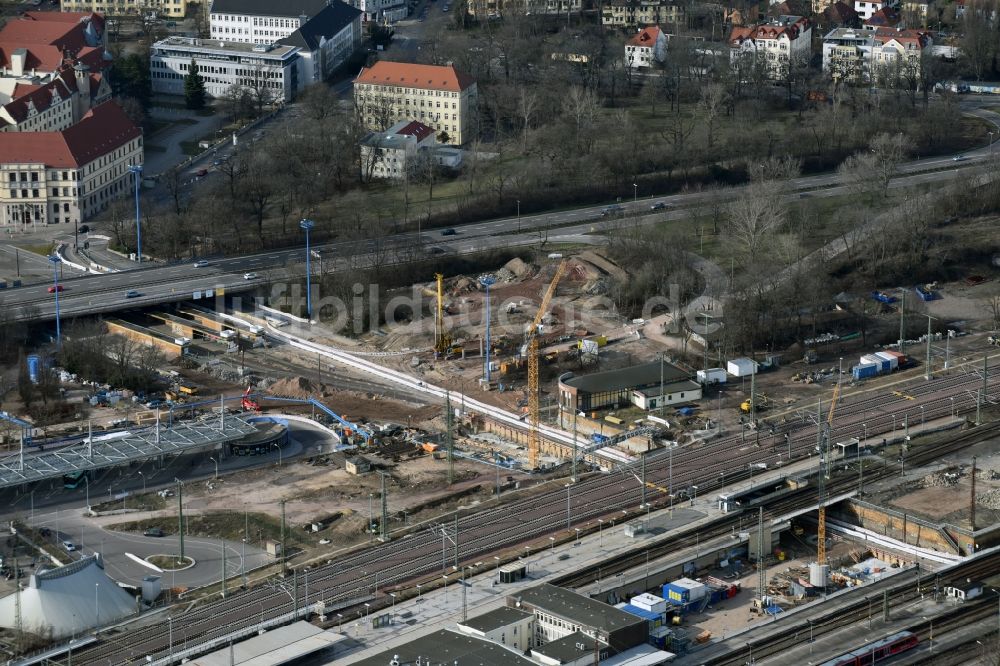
[240,386,260,413]
[526,260,568,469]
[988,336,1000,347]
[178,383,199,396]
[740,395,770,414]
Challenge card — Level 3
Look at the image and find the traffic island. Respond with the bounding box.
[146,554,196,571]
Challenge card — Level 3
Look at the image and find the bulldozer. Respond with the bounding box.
[740,394,770,414]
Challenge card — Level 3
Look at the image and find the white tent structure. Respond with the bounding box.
[0,555,137,639]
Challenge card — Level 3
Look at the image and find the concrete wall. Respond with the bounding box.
[835,500,965,555]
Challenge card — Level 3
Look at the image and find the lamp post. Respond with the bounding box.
[565,483,572,528]
[48,254,62,349]
[632,182,637,204]
[299,219,315,321]
[990,131,996,156]
[598,518,604,548]
[127,164,143,264]
[575,527,581,543]
[516,199,520,233]
[137,470,145,494]
[209,456,218,479]
[168,616,173,661]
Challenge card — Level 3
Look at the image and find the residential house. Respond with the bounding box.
[0,100,142,230]
[822,27,873,82]
[602,0,685,27]
[354,61,477,145]
[823,0,861,27]
[822,25,930,82]
[465,0,579,21]
[625,26,667,68]
[864,6,901,26]
[728,15,812,79]
[901,0,932,25]
[854,0,898,21]
[62,0,188,18]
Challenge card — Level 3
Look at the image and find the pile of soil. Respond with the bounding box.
[504,257,534,278]
[270,376,317,399]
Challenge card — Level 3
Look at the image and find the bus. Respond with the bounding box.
[63,470,88,489]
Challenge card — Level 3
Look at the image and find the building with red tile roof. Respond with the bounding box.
[0,100,142,230]
[728,15,812,79]
[0,11,105,77]
[625,26,667,68]
[354,61,478,145]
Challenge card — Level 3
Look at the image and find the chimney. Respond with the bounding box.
[10,48,26,77]
[299,13,309,26]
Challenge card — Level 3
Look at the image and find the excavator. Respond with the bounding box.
[240,386,261,414]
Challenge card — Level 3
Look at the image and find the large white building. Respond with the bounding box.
[360,119,462,181]
[153,0,361,102]
[0,100,143,229]
[728,15,812,79]
[150,37,301,102]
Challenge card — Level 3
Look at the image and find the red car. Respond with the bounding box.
[196,168,208,177]
[48,284,64,293]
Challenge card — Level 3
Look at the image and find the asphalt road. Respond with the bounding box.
[1,143,993,324]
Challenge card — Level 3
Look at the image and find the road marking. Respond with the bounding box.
[126,552,163,573]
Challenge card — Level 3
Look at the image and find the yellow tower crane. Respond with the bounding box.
[434,273,452,356]
[527,260,568,469]
[817,381,841,566]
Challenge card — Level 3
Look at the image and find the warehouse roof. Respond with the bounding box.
[635,380,702,397]
[348,628,535,666]
[188,621,344,666]
[511,583,645,633]
[458,606,533,633]
[561,361,690,394]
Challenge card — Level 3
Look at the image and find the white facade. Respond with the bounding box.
[150,37,301,102]
[855,0,897,19]
[729,16,812,79]
[210,11,307,44]
[625,27,668,69]
[823,28,874,81]
[457,612,535,652]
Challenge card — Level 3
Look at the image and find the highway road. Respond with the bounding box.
[65,342,1000,665]
[1,143,995,323]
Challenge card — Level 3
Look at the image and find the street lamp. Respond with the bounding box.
[137,470,145,494]
[299,219,315,321]
[565,483,572,528]
[95,583,100,628]
[990,131,995,155]
[127,164,143,264]
[480,275,496,383]
[48,254,61,349]
[574,527,581,543]
[632,182,637,204]
[209,456,218,480]
[598,518,604,548]
[516,199,521,233]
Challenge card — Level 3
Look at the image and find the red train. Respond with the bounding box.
[818,631,919,666]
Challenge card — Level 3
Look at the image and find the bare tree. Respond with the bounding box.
[518,86,538,153]
[698,83,728,150]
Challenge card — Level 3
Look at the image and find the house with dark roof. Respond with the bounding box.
[210,0,364,43]
[823,1,861,27]
[278,1,363,82]
[558,360,698,413]
[360,119,462,181]
[354,61,478,145]
[0,99,142,231]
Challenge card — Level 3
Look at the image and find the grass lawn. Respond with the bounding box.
[152,100,217,116]
[17,242,55,257]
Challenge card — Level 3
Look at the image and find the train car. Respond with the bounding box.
[817,631,918,666]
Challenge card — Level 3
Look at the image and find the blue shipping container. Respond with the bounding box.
[853,363,878,380]
[26,354,40,384]
[663,583,690,604]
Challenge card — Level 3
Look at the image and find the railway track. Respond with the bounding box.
[701,549,1000,666]
[64,361,1000,665]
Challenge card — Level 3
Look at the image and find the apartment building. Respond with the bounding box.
[854,0,898,20]
[625,26,668,68]
[0,63,112,133]
[602,0,685,27]
[822,25,930,81]
[466,0,580,21]
[354,61,477,145]
[210,0,327,43]
[0,100,142,229]
[62,0,187,17]
[728,15,812,79]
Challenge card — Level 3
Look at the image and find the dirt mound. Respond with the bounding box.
[578,250,628,282]
[270,376,316,399]
[504,257,534,278]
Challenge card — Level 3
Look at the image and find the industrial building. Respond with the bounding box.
[508,583,649,654]
[558,362,702,414]
[347,627,537,666]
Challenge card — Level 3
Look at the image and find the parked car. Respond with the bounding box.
[243,272,258,280]
[440,228,457,236]
[193,259,209,268]
[143,528,165,537]
[78,224,89,233]
[601,205,624,217]
[650,201,669,210]
[125,290,141,299]
[61,540,76,552]
[952,154,968,162]
[47,284,64,293]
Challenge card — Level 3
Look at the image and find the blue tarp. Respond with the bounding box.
[619,604,662,622]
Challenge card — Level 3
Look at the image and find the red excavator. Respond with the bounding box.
[240,386,260,414]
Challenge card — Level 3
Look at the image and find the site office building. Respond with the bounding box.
[354,61,477,146]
